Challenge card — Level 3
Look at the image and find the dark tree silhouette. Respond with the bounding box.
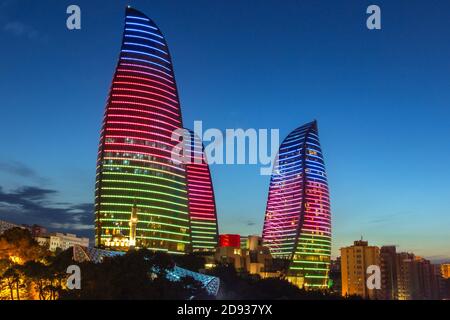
[60,250,211,300]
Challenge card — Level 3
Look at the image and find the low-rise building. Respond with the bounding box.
[36,232,89,252]
[441,263,450,279]
[340,239,381,299]
[215,234,278,278]
[329,257,342,294]
[0,220,24,234]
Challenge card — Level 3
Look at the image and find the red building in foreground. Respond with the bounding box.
[219,234,241,248]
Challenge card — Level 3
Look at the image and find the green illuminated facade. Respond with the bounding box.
[95,8,190,254]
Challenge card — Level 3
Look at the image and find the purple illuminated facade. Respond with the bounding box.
[262,121,331,288]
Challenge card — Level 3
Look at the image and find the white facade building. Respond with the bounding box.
[36,233,89,252]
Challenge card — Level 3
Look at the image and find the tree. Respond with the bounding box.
[179,276,209,300]
[173,253,206,272]
[59,250,212,300]
[0,227,48,263]
[21,261,51,300]
[207,263,343,300]
[2,265,24,300]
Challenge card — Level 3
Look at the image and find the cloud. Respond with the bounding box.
[0,161,50,184]
[367,211,411,225]
[0,161,37,178]
[2,20,48,42]
[0,0,48,42]
[245,220,256,226]
[14,186,56,200]
[424,254,450,264]
[0,185,93,239]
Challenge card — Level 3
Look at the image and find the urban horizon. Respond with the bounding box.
[0,1,449,304]
[0,1,449,265]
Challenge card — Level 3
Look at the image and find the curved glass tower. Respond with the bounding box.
[262,121,331,288]
[95,7,190,254]
[184,130,219,252]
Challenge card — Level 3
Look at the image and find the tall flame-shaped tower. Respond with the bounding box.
[262,121,331,289]
[95,7,191,254]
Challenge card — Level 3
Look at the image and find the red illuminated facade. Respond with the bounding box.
[262,121,331,288]
[219,234,241,248]
[185,130,219,251]
[95,7,190,254]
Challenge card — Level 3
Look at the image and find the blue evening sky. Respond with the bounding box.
[0,0,449,261]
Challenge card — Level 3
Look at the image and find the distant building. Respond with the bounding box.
[340,240,380,299]
[216,234,247,271]
[329,257,342,294]
[339,239,445,300]
[218,234,241,248]
[245,235,275,276]
[433,264,447,299]
[22,224,47,237]
[0,220,24,234]
[441,263,450,279]
[215,235,278,278]
[396,254,442,300]
[380,245,399,300]
[36,233,89,252]
[1,220,47,238]
[240,235,248,249]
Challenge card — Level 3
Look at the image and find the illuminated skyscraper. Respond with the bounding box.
[184,130,219,251]
[262,121,331,288]
[95,7,190,254]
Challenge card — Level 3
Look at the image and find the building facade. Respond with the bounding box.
[340,240,380,299]
[340,241,444,300]
[396,253,442,300]
[215,235,277,278]
[219,234,241,248]
[0,220,23,234]
[95,7,191,254]
[184,130,219,252]
[329,257,342,294]
[35,233,89,252]
[380,245,399,300]
[441,263,450,279]
[262,121,331,289]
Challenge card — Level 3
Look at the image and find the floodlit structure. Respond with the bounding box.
[95,7,191,254]
[72,245,220,296]
[184,130,219,251]
[262,121,331,289]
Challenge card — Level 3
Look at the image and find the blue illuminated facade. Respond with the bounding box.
[95,7,190,254]
[262,120,331,289]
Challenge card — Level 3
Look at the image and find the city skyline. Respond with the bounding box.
[0,0,449,262]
